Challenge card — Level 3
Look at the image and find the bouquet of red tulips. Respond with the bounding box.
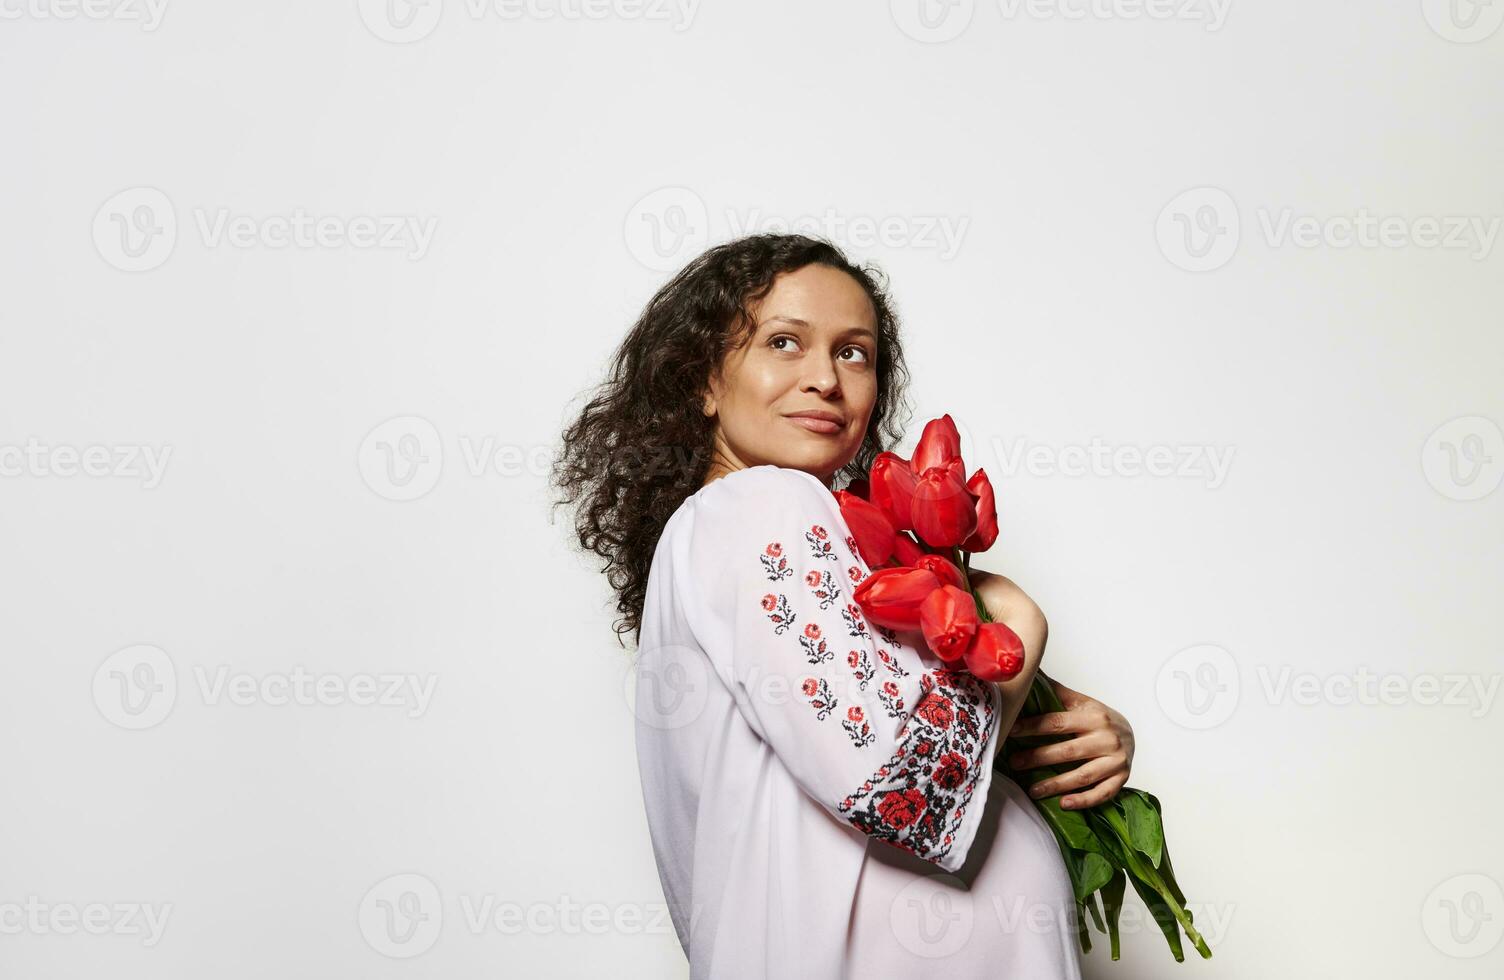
[833,414,1212,963]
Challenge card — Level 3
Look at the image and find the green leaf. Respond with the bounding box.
[1101,868,1127,960]
[1032,793,1098,851]
[1084,891,1106,933]
[1121,790,1164,869]
[1128,873,1185,962]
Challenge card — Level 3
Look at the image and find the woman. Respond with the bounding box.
[552,234,1134,978]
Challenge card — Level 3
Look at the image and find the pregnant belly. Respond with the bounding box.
[845,772,1083,977]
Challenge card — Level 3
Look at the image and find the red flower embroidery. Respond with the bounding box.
[876,788,926,830]
[932,751,969,789]
[914,690,954,729]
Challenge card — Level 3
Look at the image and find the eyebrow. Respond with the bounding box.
[761,315,877,341]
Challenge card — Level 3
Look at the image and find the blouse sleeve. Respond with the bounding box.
[685,465,1002,873]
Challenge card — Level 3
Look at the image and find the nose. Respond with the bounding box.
[802,353,842,398]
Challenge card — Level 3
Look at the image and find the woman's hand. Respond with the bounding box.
[1006,674,1135,810]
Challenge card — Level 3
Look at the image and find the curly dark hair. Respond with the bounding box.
[550,233,914,649]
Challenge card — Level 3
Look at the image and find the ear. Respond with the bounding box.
[700,376,718,418]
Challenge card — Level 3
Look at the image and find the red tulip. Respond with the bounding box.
[892,532,926,567]
[845,476,871,500]
[964,621,1025,681]
[960,468,998,553]
[869,452,918,531]
[912,553,967,591]
[910,466,978,548]
[834,490,896,567]
[852,567,942,631]
[911,414,962,475]
[919,585,979,663]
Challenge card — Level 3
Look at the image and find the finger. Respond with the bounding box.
[1009,709,1097,738]
[1060,771,1128,810]
[1026,756,1116,801]
[1008,731,1112,770]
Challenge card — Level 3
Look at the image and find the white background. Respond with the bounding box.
[2,1,1502,977]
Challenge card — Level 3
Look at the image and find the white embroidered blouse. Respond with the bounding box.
[634,464,1082,979]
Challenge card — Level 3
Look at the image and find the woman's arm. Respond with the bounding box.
[968,569,1136,809]
[967,569,1048,740]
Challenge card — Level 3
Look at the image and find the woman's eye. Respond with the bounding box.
[770,335,800,352]
[841,346,871,363]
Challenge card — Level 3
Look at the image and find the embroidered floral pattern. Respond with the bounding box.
[760,592,796,635]
[796,622,833,664]
[805,523,837,562]
[750,522,995,867]
[841,602,870,639]
[801,676,837,721]
[876,679,906,719]
[874,647,910,678]
[836,668,995,867]
[841,705,876,748]
[805,568,842,610]
[847,648,875,691]
[760,541,793,581]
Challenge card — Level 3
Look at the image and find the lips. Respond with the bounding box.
[785,412,845,435]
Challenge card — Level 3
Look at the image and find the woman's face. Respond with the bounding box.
[702,263,879,486]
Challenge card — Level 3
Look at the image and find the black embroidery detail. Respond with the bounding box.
[847,648,875,692]
[760,592,796,634]
[805,523,838,562]
[805,568,842,610]
[836,669,995,866]
[796,623,834,665]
